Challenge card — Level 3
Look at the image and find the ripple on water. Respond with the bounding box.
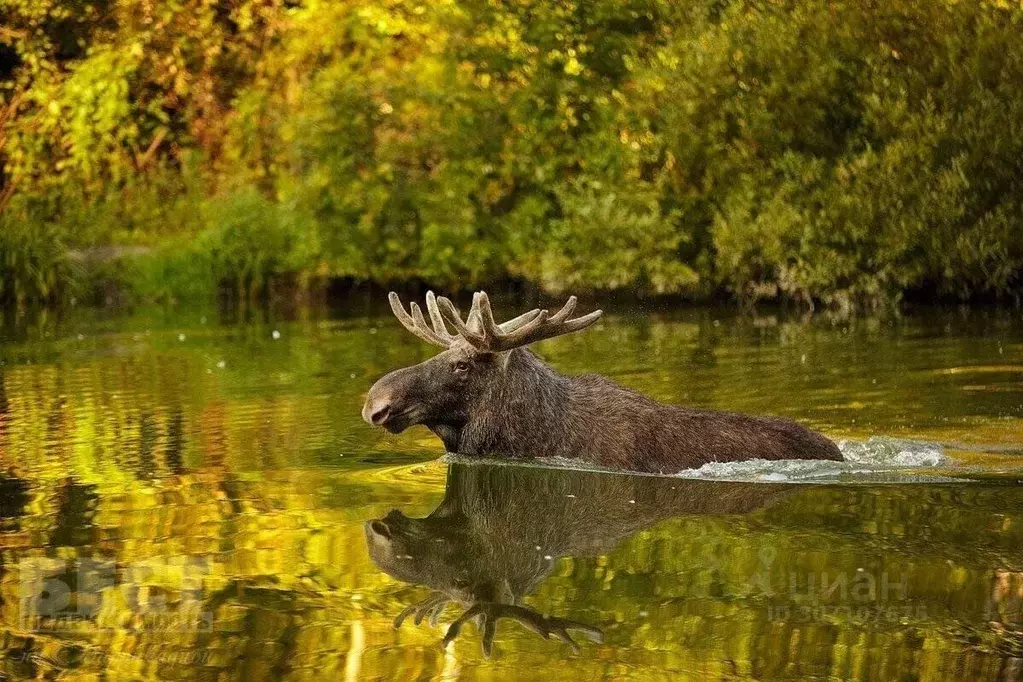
[675,437,976,483]
[466,437,1014,484]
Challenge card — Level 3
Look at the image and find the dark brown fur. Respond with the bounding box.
[462,348,842,472]
[364,343,843,474]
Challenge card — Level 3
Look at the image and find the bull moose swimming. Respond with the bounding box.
[362,292,843,472]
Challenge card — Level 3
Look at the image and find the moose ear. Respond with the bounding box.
[472,578,516,604]
[465,346,512,369]
[430,492,460,519]
[496,578,515,605]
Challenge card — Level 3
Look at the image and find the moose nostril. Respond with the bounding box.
[369,403,391,425]
[369,520,391,539]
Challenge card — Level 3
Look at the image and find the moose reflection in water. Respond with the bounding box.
[365,461,797,656]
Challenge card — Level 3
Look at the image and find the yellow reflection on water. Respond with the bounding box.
[0,307,1020,679]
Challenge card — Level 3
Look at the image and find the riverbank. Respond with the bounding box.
[3,216,1021,313]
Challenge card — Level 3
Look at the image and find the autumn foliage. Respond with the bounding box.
[2,0,1022,305]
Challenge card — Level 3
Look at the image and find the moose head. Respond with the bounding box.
[362,292,602,453]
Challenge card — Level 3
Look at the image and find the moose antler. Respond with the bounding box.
[437,292,602,352]
[388,291,460,348]
[388,291,602,352]
[441,602,604,657]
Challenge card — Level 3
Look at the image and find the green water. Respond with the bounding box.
[0,302,1021,681]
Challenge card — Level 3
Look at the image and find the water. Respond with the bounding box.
[0,303,1021,680]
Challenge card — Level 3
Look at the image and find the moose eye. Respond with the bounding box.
[453,360,471,374]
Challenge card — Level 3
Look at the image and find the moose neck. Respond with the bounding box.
[458,349,570,458]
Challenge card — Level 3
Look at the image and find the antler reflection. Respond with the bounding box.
[441,602,603,657]
[393,594,604,658]
[393,591,451,628]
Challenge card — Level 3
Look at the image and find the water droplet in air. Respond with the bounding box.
[629,500,636,504]
[76,334,84,341]
[217,360,226,369]
[272,330,281,340]
[178,333,186,342]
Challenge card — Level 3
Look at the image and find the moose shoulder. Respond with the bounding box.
[362,292,843,473]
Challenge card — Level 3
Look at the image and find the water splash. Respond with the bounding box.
[675,437,950,483]
[838,436,948,467]
[450,438,962,483]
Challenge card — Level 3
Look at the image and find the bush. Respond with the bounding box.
[198,189,322,299]
[0,202,77,304]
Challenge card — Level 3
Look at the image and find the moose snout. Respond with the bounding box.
[362,392,392,426]
[363,366,424,433]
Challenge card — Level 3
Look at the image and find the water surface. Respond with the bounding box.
[0,303,1021,680]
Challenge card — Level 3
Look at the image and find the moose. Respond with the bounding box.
[362,292,842,473]
[365,461,801,655]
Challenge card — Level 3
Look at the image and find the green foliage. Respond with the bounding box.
[534,176,696,294]
[198,189,322,298]
[0,201,76,303]
[118,240,217,304]
[1,0,1022,305]
[655,0,1023,304]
